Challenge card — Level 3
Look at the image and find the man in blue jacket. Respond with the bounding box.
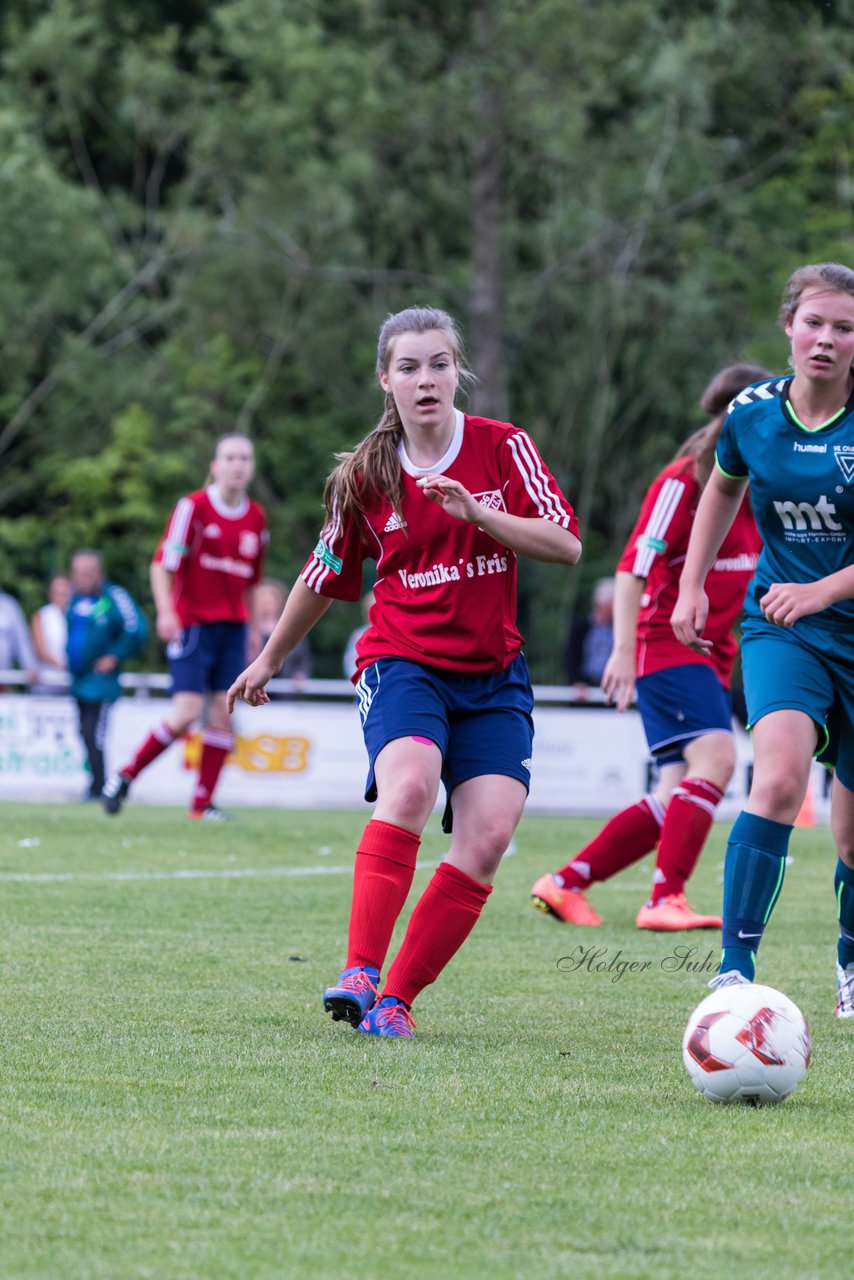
[67,550,148,799]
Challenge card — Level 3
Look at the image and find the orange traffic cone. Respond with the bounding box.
[795,780,816,828]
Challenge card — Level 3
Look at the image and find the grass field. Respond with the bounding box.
[0,802,849,1280]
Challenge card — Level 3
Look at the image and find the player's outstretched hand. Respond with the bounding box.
[227,658,276,712]
[601,648,636,713]
[416,474,478,523]
[671,587,714,655]
[760,580,829,627]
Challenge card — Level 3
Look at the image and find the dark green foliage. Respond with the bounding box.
[1,0,852,675]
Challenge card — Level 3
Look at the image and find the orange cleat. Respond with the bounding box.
[531,873,603,926]
[635,892,722,931]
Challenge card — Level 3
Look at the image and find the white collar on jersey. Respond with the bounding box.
[397,407,464,477]
[207,483,249,520]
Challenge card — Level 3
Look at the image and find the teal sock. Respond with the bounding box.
[720,811,791,980]
[835,858,854,969]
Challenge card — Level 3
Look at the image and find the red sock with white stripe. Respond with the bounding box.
[190,729,234,813]
[650,777,725,902]
[556,796,665,890]
[382,862,492,1007]
[346,820,420,972]
[121,721,178,780]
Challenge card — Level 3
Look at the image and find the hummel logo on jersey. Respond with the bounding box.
[475,490,505,512]
[793,440,826,453]
[203,523,222,539]
[383,511,407,533]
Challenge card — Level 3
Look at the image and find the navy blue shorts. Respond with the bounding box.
[167,621,248,695]
[355,654,535,833]
[635,662,732,766]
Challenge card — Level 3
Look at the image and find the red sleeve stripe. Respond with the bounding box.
[161,497,195,571]
[631,478,685,578]
[507,431,573,528]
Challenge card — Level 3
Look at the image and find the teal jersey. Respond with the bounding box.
[716,376,854,633]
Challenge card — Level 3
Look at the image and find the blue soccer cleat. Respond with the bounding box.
[357,995,416,1038]
[322,965,379,1027]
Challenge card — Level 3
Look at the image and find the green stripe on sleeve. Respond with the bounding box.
[714,455,748,481]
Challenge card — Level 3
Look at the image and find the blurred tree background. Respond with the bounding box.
[1,0,852,678]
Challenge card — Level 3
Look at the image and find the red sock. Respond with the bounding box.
[122,721,178,780]
[190,729,234,813]
[557,795,665,890]
[382,861,492,1008]
[651,777,724,901]
[346,820,420,972]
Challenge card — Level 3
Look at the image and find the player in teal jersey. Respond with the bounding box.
[672,262,854,1017]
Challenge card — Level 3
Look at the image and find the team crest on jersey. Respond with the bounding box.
[313,539,343,574]
[833,447,854,484]
[203,523,222,539]
[239,530,260,558]
[383,511,407,533]
[474,490,505,512]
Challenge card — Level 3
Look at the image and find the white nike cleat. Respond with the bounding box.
[707,970,752,990]
[835,962,854,1019]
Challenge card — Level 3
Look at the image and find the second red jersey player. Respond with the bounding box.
[102,433,268,821]
[531,363,768,934]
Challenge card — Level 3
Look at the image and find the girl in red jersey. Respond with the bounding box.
[228,306,581,1037]
[102,433,268,819]
[531,364,769,932]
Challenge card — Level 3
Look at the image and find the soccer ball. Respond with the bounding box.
[682,983,811,1105]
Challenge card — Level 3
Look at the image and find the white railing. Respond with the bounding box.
[1,668,608,705]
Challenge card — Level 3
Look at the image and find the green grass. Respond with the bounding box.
[0,803,849,1279]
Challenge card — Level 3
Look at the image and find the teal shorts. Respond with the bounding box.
[741,603,854,790]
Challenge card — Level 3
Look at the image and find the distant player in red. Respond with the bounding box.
[531,363,769,931]
[102,434,268,819]
[228,305,581,1037]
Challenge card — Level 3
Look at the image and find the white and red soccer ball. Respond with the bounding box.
[683,983,811,1105]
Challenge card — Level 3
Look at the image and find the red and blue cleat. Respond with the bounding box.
[357,995,416,1038]
[322,965,379,1027]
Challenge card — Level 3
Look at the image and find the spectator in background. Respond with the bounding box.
[31,573,71,691]
[247,580,311,688]
[343,590,375,680]
[67,550,148,800]
[563,576,615,700]
[0,586,39,689]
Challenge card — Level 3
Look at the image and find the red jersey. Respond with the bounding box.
[154,486,268,626]
[301,411,579,678]
[617,456,760,686]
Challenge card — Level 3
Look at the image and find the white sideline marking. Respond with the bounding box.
[0,863,428,884]
[1,842,515,886]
